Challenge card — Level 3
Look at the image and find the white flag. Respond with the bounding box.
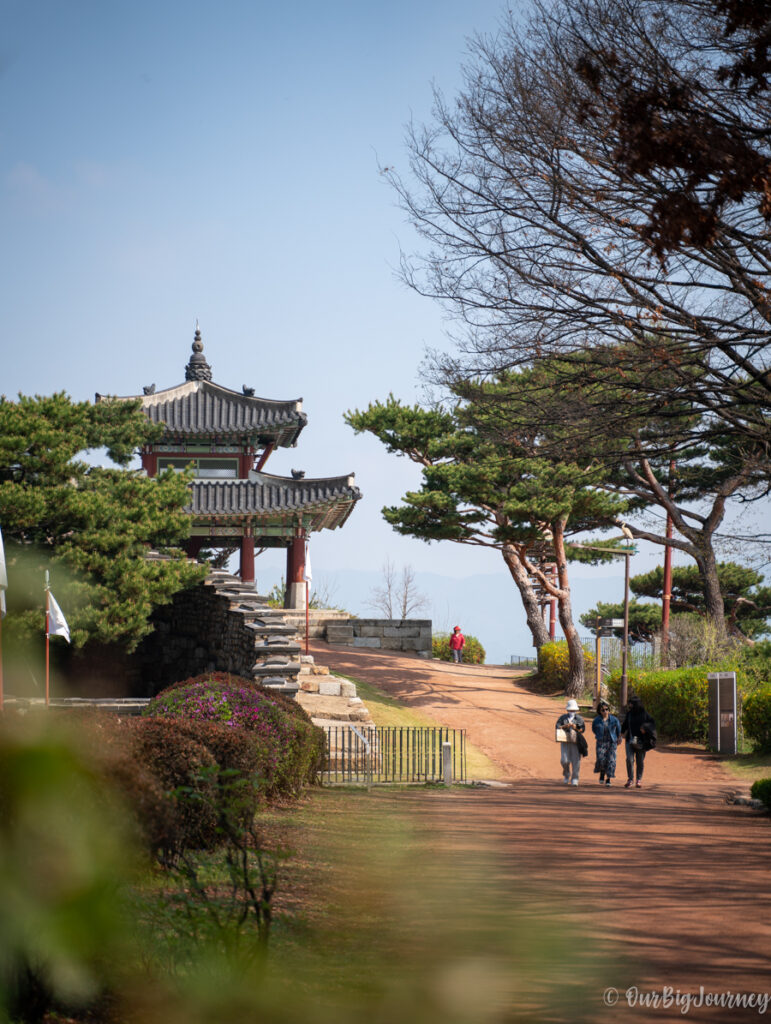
[304,541,312,585]
[0,525,6,618]
[47,591,70,643]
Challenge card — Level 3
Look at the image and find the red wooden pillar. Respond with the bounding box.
[285,531,306,608]
[141,450,158,476]
[240,532,255,583]
[185,537,206,560]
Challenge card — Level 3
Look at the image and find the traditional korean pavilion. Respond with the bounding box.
[98,327,361,607]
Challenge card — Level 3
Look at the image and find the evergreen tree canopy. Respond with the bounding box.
[346,376,628,696]
[631,562,771,641]
[579,600,662,642]
[580,561,771,641]
[0,393,206,651]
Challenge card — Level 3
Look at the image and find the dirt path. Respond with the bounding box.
[309,643,771,1020]
[312,643,732,788]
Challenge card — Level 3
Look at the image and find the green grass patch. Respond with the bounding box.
[331,671,502,781]
[716,750,771,785]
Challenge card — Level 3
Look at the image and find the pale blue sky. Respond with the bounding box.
[2,1,759,661]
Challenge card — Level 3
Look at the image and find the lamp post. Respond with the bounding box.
[621,544,631,709]
[571,531,637,709]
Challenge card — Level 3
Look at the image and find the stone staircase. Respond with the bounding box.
[205,570,315,698]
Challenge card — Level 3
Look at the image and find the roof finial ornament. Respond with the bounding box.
[185,320,213,382]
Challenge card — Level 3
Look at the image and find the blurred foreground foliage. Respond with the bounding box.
[0,705,622,1023]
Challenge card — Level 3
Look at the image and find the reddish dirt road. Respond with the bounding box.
[311,643,771,1021]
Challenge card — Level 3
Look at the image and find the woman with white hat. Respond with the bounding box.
[555,698,586,786]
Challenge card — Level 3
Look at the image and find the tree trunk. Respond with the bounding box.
[552,524,585,698]
[694,545,727,637]
[501,543,550,649]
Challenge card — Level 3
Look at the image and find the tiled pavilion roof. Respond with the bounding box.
[124,379,306,447]
[189,473,361,532]
[96,327,307,448]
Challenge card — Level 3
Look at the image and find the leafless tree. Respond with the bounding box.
[367,559,429,619]
[390,0,771,460]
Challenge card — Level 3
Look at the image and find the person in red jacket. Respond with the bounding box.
[449,625,465,663]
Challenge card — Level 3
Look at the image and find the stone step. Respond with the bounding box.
[253,643,301,658]
[262,679,301,697]
[251,660,302,677]
[244,622,297,637]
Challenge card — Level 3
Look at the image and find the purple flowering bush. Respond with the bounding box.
[144,674,325,799]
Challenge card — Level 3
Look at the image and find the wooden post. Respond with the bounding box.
[661,459,675,665]
[595,618,602,703]
[621,550,631,710]
[45,587,50,707]
[442,742,452,786]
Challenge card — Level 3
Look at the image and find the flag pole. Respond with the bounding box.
[44,571,50,707]
[305,580,310,656]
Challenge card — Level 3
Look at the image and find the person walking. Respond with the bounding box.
[556,698,585,787]
[449,626,465,664]
[620,694,656,788]
[592,698,622,787]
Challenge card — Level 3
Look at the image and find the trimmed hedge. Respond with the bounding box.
[743,686,771,753]
[127,717,221,854]
[607,666,710,742]
[537,641,595,691]
[432,633,486,664]
[144,674,325,798]
[750,777,771,810]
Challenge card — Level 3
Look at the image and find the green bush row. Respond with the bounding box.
[606,663,771,751]
[432,632,486,664]
[743,687,771,753]
[606,666,710,742]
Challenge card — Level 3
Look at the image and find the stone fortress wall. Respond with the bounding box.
[137,572,434,700]
[281,612,432,658]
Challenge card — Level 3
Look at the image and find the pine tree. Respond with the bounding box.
[0,393,206,651]
[346,378,626,696]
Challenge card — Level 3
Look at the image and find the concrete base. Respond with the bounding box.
[286,581,306,609]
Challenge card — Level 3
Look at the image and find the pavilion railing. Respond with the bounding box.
[320,725,466,786]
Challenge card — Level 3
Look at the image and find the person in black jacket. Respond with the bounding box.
[620,695,656,788]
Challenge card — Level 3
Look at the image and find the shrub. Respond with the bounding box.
[537,641,594,691]
[750,777,771,809]
[144,675,325,799]
[743,686,771,753]
[126,717,221,856]
[432,633,486,664]
[607,666,710,742]
[737,641,771,693]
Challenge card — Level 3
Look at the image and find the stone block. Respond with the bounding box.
[383,626,419,637]
[326,627,354,641]
[357,625,384,638]
[318,679,342,697]
[300,679,319,693]
[401,637,432,651]
[340,681,357,698]
[352,636,381,648]
[380,637,404,650]
[312,665,330,675]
